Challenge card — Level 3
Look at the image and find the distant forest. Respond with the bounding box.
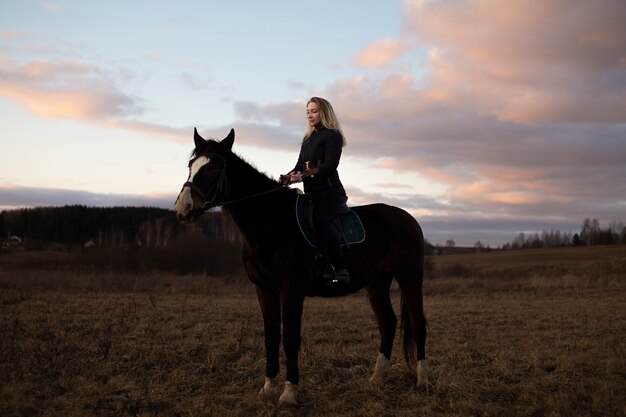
[0,205,240,248]
[0,206,243,275]
[501,218,626,250]
[439,219,626,251]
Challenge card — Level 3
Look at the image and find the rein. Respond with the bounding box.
[202,186,285,211]
[183,151,285,213]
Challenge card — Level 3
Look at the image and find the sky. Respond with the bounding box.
[1,0,625,247]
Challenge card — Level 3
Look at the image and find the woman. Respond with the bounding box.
[280,97,350,285]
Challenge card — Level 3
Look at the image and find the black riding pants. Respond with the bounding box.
[311,191,347,268]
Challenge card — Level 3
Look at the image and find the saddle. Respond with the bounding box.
[295,194,365,248]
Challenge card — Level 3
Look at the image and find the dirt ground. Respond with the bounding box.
[1,246,625,416]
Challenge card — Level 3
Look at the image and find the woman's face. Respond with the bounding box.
[307,101,321,128]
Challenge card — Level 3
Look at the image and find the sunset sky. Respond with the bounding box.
[1,0,625,247]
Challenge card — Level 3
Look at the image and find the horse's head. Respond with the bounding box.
[174,128,235,223]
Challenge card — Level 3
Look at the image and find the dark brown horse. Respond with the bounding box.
[174,128,428,406]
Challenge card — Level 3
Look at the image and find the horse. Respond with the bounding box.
[174,128,428,406]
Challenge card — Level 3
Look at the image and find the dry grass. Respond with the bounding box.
[1,246,625,416]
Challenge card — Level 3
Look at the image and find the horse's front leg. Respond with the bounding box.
[278,289,304,407]
[255,285,281,402]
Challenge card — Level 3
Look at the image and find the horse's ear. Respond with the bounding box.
[221,128,235,151]
[193,127,205,149]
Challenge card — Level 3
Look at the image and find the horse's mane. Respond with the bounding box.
[191,139,278,184]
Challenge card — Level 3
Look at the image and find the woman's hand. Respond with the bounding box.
[290,171,302,183]
[278,171,302,185]
[279,174,291,185]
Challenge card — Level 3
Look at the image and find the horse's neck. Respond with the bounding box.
[224,157,288,244]
[225,154,277,201]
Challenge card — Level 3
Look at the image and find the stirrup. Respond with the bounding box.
[331,267,350,284]
[322,265,350,285]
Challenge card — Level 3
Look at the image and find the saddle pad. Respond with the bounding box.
[296,194,366,248]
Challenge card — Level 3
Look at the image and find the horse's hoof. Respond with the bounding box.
[277,381,298,407]
[258,377,280,402]
[417,359,429,387]
[368,374,382,385]
[369,353,390,385]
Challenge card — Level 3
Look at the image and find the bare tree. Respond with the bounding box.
[609,220,625,244]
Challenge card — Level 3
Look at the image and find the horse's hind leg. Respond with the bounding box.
[367,273,396,384]
[396,269,429,387]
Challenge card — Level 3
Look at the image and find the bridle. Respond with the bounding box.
[182,152,229,211]
[181,152,284,214]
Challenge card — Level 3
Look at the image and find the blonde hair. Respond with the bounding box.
[303,97,346,147]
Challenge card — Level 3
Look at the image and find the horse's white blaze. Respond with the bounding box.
[278,381,298,407]
[174,188,193,216]
[369,352,390,384]
[417,359,429,387]
[175,156,209,217]
[189,156,209,181]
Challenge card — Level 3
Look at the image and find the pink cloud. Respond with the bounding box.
[354,38,412,68]
[0,60,144,120]
[1,86,127,119]
[0,58,195,142]
[0,30,26,39]
[39,1,62,12]
[403,0,626,124]
[293,0,626,225]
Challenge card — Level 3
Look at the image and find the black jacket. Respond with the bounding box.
[291,127,346,196]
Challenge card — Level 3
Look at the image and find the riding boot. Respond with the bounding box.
[313,194,350,285]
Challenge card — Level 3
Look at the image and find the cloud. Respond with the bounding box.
[273,0,625,243]
[0,59,145,120]
[354,38,412,68]
[0,57,301,150]
[174,72,212,90]
[419,214,583,247]
[0,185,176,211]
[197,0,625,246]
[39,1,63,13]
[342,184,586,246]
[39,1,62,12]
[234,100,304,129]
[1,30,26,39]
[403,0,626,124]
[346,184,448,212]
[0,58,198,142]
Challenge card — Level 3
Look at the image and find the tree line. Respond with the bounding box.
[0,205,243,275]
[3,207,623,257]
[0,205,241,248]
[502,218,626,250]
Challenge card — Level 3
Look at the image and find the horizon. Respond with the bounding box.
[1,1,625,247]
[2,202,614,249]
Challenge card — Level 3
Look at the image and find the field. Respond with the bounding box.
[1,246,625,416]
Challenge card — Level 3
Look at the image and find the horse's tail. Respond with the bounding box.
[400,290,427,369]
